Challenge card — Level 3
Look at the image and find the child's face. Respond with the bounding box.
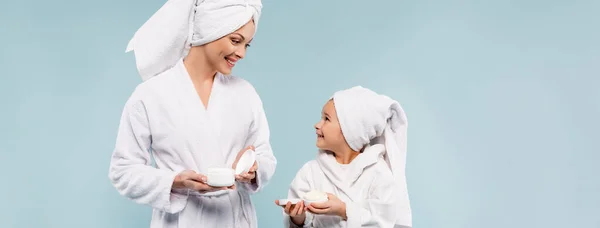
[314,100,346,152]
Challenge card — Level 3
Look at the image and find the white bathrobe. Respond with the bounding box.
[284,145,399,228]
[284,86,412,228]
[108,59,276,228]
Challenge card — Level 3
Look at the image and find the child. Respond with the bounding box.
[275,86,412,228]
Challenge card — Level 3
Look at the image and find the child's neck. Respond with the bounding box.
[332,147,360,164]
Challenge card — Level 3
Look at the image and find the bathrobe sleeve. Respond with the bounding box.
[108,99,188,214]
[283,163,315,228]
[344,173,399,228]
[240,89,277,193]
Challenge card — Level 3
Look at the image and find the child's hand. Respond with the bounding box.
[306,193,347,220]
[275,200,306,226]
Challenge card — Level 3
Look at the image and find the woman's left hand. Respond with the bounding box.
[232,146,257,183]
[306,193,347,220]
[235,161,257,183]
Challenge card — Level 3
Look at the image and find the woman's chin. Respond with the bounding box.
[217,63,233,75]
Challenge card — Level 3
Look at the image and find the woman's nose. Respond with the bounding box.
[235,47,246,59]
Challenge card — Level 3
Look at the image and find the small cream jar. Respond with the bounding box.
[303,190,328,205]
[206,168,235,187]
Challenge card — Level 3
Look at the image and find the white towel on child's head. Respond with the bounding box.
[125,0,262,81]
[332,85,412,227]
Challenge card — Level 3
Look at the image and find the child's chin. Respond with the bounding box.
[315,142,325,150]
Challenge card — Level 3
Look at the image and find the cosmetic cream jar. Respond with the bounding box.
[207,168,235,187]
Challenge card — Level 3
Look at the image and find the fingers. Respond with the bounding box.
[284,202,292,214]
[283,201,304,216]
[188,173,207,183]
[249,161,258,172]
[307,204,329,214]
[235,174,245,182]
[179,170,209,185]
[291,202,301,215]
[182,180,204,191]
[184,179,232,193]
[291,201,305,216]
[243,172,256,180]
[184,180,208,192]
[309,201,330,209]
[235,172,256,183]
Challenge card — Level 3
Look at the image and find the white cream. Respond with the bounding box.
[303,190,328,205]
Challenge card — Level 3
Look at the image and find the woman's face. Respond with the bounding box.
[314,100,347,152]
[203,20,256,75]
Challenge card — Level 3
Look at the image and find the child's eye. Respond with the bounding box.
[325,117,330,121]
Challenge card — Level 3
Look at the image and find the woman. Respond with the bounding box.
[108,0,276,227]
[276,86,412,228]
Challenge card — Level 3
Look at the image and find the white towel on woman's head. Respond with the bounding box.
[332,85,412,227]
[125,0,262,81]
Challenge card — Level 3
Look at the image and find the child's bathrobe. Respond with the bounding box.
[285,86,412,228]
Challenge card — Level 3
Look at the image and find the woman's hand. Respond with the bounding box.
[173,170,235,193]
[233,146,257,183]
[275,200,306,226]
[235,161,257,183]
[306,193,347,220]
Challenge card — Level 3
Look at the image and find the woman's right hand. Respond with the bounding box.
[275,200,306,226]
[173,170,235,193]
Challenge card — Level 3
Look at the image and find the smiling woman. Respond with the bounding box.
[107,0,277,228]
[182,21,257,107]
[186,28,255,79]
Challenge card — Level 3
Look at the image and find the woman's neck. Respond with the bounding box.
[332,146,360,164]
[183,47,217,84]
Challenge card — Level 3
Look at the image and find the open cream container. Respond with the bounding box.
[303,190,328,205]
[206,168,235,187]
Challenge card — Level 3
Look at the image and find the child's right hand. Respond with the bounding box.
[275,200,306,226]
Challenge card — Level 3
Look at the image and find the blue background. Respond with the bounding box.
[1,0,599,227]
